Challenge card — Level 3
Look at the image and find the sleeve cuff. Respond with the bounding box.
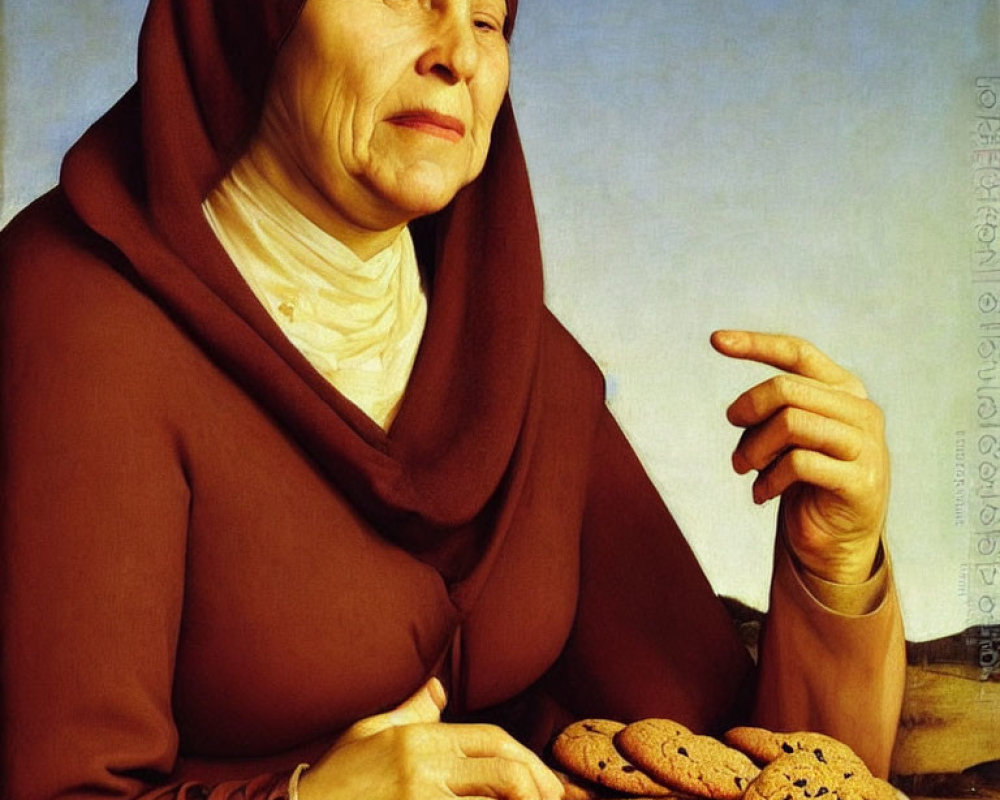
[778,536,890,617]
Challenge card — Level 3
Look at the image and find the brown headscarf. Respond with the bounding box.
[60,0,536,551]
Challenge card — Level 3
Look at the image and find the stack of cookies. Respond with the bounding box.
[550,719,900,800]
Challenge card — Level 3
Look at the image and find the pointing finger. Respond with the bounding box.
[711,330,866,397]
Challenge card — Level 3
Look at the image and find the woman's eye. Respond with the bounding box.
[472,12,504,33]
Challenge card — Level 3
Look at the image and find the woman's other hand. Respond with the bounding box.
[710,330,888,586]
[297,677,565,800]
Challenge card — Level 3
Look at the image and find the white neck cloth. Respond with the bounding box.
[202,156,427,429]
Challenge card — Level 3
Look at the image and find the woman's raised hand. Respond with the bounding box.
[710,330,888,585]
[297,677,565,800]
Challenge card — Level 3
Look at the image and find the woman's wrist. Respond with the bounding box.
[791,538,881,586]
[781,536,889,615]
[777,501,884,586]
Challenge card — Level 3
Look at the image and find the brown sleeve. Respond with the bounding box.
[0,231,293,800]
[752,538,906,778]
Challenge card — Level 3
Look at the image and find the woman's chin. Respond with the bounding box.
[373,161,475,221]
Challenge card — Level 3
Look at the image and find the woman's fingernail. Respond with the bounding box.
[714,330,739,349]
[427,677,447,709]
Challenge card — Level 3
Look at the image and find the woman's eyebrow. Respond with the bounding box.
[482,0,508,17]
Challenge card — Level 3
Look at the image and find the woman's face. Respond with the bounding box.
[259,0,510,238]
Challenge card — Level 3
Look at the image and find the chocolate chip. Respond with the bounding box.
[816,788,829,796]
[735,777,744,789]
[622,766,636,773]
[794,779,808,788]
[783,794,793,800]
[678,747,689,757]
[584,724,599,733]
[814,748,827,764]
[598,761,607,770]
[843,772,854,780]
[782,743,795,754]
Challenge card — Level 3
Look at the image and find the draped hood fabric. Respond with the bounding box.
[60,0,533,548]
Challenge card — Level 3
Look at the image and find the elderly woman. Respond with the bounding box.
[0,1,904,799]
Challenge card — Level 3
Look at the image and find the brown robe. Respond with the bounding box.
[0,1,905,798]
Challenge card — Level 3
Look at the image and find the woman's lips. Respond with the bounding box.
[387,110,466,142]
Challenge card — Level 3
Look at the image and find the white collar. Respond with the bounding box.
[202,154,427,429]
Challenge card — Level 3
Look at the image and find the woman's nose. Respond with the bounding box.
[416,10,480,84]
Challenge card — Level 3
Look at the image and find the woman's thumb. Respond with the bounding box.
[386,676,447,726]
[341,677,447,741]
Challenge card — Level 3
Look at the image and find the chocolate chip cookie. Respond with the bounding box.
[743,750,886,800]
[615,721,759,800]
[551,719,678,797]
[722,727,864,769]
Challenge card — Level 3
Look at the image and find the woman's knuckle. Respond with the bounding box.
[343,721,368,740]
[777,406,800,436]
[853,400,879,432]
[861,461,883,493]
[496,737,524,760]
[483,722,507,738]
[744,391,765,419]
[845,433,864,462]
[742,388,770,421]
[476,722,509,747]
[500,762,534,797]
[391,725,423,761]
[788,447,809,473]
[773,374,798,402]
[869,402,886,431]
[794,337,815,367]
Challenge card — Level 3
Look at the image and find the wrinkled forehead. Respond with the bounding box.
[254,0,520,46]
